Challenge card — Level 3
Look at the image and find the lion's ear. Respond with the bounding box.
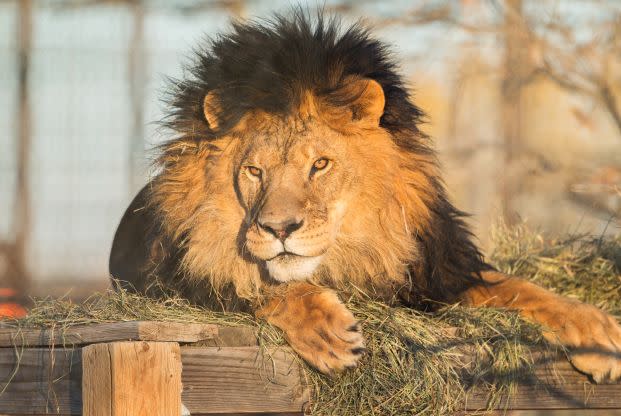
[341,77,385,126]
[203,90,222,130]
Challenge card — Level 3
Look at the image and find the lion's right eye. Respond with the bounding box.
[244,166,262,180]
[309,157,331,178]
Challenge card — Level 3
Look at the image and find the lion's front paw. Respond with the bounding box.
[285,298,365,375]
[258,285,365,375]
[547,303,621,383]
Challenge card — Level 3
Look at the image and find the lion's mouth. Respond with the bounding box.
[267,251,307,262]
[265,253,324,282]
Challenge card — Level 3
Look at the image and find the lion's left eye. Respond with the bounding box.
[311,158,330,175]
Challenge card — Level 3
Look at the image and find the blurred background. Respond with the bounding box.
[0,0,620,307]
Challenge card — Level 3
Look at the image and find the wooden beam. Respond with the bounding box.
[464,359,621,411]
[10,0,32,298]
[181,347,310,414]
[0,321,257,347]
[82,342,181,416]
[0,346,309,415]
[0,344,619,415]
[0,347,82,414]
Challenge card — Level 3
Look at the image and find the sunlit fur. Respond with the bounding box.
[146,12,490,308]
[110,11,621,382]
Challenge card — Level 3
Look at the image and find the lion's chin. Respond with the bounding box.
[265,254,323,282]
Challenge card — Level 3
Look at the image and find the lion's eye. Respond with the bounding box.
[311,158,330,175]
[245,166,262,180]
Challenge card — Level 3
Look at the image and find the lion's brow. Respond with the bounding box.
[280,129,296,164]
[280,118,312,163]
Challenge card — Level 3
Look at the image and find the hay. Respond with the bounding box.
[490,223,621,317]
[305,300,544,415]
[3,224,620,415]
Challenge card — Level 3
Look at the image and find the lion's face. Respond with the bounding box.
[156,77,435,298]
[238,116,359,282]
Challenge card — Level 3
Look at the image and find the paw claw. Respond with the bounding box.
[351,347,366,355]
[348,323,361,332]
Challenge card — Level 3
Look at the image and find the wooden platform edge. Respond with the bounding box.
[463,357,621,411]
[0,321,258,347]
[82,342,182,416]
[0,339,619,414]
[0,345,310,415]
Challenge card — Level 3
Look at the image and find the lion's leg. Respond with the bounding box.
[256,282,365,375]
[461,271,621,383]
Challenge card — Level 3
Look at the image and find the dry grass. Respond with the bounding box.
[306,300,544,415]
[2,224,620,415]
[490,223,621,318]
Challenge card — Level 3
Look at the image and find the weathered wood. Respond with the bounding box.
[81,345,110,416]
[464,357,621,411]
[192,326,259,347]
[82,342,181,416]
[0,337,620,415]
[181,347,310,414]
[0,321,256,347]
[0,346,307,415]
[11,0,32,298]
[0,347,82,414]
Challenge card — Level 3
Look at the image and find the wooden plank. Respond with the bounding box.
[82,342,182,416]
[463,356,621,411]
[195,326,258,347]
[0,347,82,414]
[81,345,110,416]
[181,347,310,414]
[0,346,307,415]
[0,345,619,415]
[0,321,257,347]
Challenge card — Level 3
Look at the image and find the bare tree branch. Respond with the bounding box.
[374,0,621,140]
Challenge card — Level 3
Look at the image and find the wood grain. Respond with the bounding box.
[181,347,310,414]
[81,344,110,416]
[0,322,221,347]
[0,345,308,415]
[464,357,621,411]
[0,337,620,415]
[0,347,82,414]
[82,342,182,416]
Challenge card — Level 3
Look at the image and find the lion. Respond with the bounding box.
[109,13,621,381]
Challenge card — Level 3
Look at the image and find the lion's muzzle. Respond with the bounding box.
[245,187,333,282]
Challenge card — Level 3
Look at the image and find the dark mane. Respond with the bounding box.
[163,11,425,141]
[157,10,491,308]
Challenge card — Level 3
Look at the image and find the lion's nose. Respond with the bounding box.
[258,218,304,241]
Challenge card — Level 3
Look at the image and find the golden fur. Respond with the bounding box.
[110,14,621,380]
[143,81,621,381]
[150,82,437,303]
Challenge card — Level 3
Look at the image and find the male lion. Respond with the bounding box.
[109,13,621,381]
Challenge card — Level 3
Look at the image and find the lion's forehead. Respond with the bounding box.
[242,118,343,165]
